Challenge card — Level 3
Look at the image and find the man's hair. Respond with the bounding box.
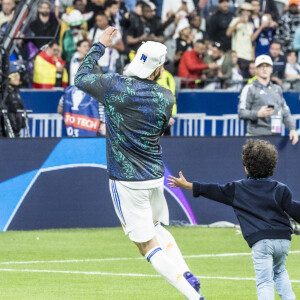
[104,0,118,9]
[271,41,281,47]
[73,0,83,6]
[76,39,89,47]
[241,139,278,179]
[95,12,108,18]
[48,40,59,48]
[141,2,151,10]
[38,0,51,8]
[194,39,205,44]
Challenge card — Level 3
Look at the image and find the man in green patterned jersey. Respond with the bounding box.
[75,27,204,300]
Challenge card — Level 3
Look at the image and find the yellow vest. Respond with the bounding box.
[157,70,177,115]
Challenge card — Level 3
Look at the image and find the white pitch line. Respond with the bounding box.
[1,251,300,266]
[0,269,299,283]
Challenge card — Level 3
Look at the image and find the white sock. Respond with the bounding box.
[145,247,200,300]
[155,222,190,274]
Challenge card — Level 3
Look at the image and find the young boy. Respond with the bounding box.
[167,139,300,300]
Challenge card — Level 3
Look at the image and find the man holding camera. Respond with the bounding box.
[238,54,298,145]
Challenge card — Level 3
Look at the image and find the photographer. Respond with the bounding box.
[0,62,26,137]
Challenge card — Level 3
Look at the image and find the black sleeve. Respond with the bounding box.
[206,15,217,40]
[193,182,235,206]
[280,186,300,223]
[127,18,139,37]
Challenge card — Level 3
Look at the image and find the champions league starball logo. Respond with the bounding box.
[65,87,95,110]
[140,53,148,64]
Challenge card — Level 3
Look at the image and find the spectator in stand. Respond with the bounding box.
[207,0,234,52]
[69,39,90,85]
[269,41,286,85]
[163,11,184,68]
[85,0,105,29]
[260,0,280,22]
[178,39,218,87]
[29,0,59,49]
[203,41,233,90]
[88,12,124,73]
[250,0,261,30]
[0,0,15,28]
[104,0,119,27]
[248,60,258,83]
[175,18,194,56]
[274,0,288,16]
[119,0,144,34]
[200,0,234,19]
[55,0,75,23]
[228,50,244,91]
[126,2,164,52]
[274,0,300,53]
[33,40,68,89]
[113,0,129,31]
[252,14,277,57]
[161,0,194,22]
[59,0,90,51]
[284,50,300,90]
[293,25,300,63]
[189,14,207,41]
[61,9,93,67]
[226,2,254,78]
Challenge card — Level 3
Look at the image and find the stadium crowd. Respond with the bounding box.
[1,0,300,91]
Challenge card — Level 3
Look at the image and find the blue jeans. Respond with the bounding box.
[252,239,295,300]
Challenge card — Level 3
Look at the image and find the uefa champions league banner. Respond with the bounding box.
[0,137,299,231]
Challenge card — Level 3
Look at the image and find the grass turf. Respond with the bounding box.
[0,227,299,300]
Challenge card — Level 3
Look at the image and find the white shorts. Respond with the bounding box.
[109,179,169,243]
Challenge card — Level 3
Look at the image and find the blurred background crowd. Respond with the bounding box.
[1,0,300,91]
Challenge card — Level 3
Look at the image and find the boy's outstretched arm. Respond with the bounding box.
[167,172,235,206]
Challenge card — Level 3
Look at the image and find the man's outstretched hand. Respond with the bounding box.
[99,26,118,48]
[167,171,193,190]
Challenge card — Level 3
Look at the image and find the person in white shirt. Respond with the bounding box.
[226,2,254,78]
[87,12,124,73]
[284,50,300,90]
[69,39,90,85]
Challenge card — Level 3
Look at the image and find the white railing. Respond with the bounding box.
[171,113,246,136]
[21,113,63,137]
[171,113,300,137]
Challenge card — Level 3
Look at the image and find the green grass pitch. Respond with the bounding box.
[0,227,299,299]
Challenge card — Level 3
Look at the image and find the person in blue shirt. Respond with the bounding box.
[167,139,300,300]
[251,14,277,57]
[75,26,204,300]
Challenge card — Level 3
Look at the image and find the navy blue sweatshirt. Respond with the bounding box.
[193,178,300,248]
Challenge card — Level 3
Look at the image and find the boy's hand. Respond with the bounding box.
[167,171,193,190]
[99,27,118,47]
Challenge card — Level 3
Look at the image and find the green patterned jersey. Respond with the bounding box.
[75,42,174,181]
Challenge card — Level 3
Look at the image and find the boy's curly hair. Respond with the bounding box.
[241,139,278,179]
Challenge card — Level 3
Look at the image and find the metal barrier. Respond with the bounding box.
[171,113,300,137]
[19,113,300,138]
[171,113,246,136]
[21,113,63,137]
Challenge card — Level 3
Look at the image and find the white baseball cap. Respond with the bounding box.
[127,41,167,79]
[255,55,273,67]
